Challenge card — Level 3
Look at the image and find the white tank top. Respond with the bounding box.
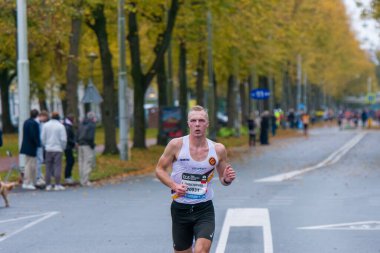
[171,135,219,204]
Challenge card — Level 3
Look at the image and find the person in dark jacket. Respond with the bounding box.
[77,111,97,186]
[63,114,76,184]
[287,109,296,129]
[20,109,40,190]
[247,113,256,147]
[0,128,3,147]
[260,111,270,145]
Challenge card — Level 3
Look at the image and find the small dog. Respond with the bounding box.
[0,179,17,208]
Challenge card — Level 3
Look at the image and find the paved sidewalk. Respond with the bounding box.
[95,138,156,153]
[0,156,18,174]
[0,139,157,174]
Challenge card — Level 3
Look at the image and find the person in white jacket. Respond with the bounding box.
[41,112,67,191]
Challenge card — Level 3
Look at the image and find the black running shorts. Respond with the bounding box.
[171,200,215,251]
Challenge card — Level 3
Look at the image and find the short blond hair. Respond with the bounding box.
[187,105,209,122]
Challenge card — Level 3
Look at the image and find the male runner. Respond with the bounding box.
[156,105,236,253]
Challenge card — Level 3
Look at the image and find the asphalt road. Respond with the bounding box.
[1,126,379,253]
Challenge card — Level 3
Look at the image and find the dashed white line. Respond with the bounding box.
[0,212,59,243]
[255,133,366,183]
[215,208,273,253]
[298,221,380,230]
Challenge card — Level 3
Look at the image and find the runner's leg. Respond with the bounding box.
[193,238,212,253]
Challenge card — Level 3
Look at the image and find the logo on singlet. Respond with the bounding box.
[209,157,216,166]
[179,158,190,161]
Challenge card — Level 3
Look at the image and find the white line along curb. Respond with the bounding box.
[255,133,366,183]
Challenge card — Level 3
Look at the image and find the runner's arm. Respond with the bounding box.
[215,143,236,186]
[155,139,187,196]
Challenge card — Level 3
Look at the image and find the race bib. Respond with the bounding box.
[182,173,208,199]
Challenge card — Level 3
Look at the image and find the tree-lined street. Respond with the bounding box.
[1,126,379,253]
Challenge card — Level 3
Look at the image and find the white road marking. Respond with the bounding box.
[255,133,366,183]
[298,221,380,230]
[0,212,59,242]
[215,208,273,253]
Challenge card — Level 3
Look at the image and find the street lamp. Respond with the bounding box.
[17,0,30,169]
[87,52,98,81]
[118,0,129,160]
[81,52,103,114]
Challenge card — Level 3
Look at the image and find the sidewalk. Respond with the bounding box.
[95,138,156,153]
[0,138,157,173]
[0,156,18,174]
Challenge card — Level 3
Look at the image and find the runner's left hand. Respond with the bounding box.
[223,165,236,183]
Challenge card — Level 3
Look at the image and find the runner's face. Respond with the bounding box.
[188,111,209,137]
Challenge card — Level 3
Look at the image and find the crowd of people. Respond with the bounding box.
[246,106,380,147]
[20,110,97,191]
[246,108,312,146]
[337,108,380,130]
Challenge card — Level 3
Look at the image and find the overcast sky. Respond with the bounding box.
[342,0,380,52]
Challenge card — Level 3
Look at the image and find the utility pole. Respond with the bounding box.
[367,76,372,93]
[269,75,274,112]
[296,54,302,112]
[303,72,308,112]
[207,10,216,140]
[17,0,30,169]
[248,67,254,117]
[233,50,240,137]
[167,41,174,106]
[118,0,129,160]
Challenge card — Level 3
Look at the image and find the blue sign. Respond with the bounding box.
[250,88,270,100]
[297,103,305,110]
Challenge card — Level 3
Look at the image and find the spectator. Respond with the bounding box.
[247,113,256,147]
[361,110,368,128]
[35,110,49,187]
[337,110,344,130]
[0,128,3,147]
[77,111,97,187]
[63,114,76,184]
[41,112,67,191]
[271,111,277,136]
[20,109,40,190]
[287,109,296,129]
[260,111,270,145]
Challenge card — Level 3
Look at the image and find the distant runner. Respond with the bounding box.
[156,105,236,253]
[301,111,310,136]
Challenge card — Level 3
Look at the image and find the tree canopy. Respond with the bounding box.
[0,0,375,142]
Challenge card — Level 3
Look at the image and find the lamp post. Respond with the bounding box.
[118,0,129,160]
[17,0,30,169]
[81,52,103,116]
[207,10,216,141]
[87,52,98,83]
[86,52,97,114]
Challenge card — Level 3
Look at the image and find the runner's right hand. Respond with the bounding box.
[173,183,187,197]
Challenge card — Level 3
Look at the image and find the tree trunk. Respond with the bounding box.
[259,75,269,111]
[195,50,205,106]
[213,71,218,131]
[157,52,168,146]
[167,42,174,106]
[65,11,82,120]
[127,0,180,148]
[179,40,188,135]
[0,69,16,133]
[281,64,289,112]
[240,80,248,124]
[86,4,118,154]
[248,74,254,117]
[227,75,235,128]
[127,3,146,148]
